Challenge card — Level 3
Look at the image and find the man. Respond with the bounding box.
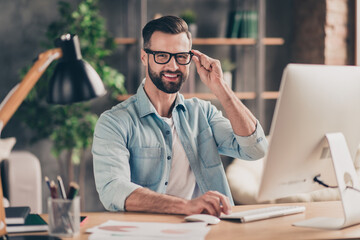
[92,16,268,217]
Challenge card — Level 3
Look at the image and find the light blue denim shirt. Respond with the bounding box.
[92,82,268,211]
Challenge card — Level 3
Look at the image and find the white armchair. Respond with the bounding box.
[0,138,43,213]
[6,151,42,213]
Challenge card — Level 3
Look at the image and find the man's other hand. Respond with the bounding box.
[184,191,232,217]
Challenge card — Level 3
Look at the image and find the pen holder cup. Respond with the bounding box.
[48,197,80,237]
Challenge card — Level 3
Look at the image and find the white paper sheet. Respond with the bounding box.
[87,220,211,240]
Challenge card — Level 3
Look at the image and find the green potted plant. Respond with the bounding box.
[15,0,126,207]
[180,9,197,38]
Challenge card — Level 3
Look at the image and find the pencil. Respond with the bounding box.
[44,176,51,191]
[57,175,67,199]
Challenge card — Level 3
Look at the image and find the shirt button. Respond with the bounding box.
[166,130,170,135]
[165,182,168,185]
[167,156,171,160]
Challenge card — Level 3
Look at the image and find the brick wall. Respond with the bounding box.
[325,0,349,64]
[292,0,326,64]
[292,0,354,65]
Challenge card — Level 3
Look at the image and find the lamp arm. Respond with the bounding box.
[0,48,62,132]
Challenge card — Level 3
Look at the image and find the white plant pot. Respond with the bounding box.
[189,24,198,38]
[223,71,232,88]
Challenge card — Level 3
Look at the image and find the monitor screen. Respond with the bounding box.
[257,64,360,202]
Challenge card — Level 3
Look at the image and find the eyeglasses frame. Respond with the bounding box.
[144,48,194,65]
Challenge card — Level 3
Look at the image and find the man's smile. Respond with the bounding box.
[162,72,181,82]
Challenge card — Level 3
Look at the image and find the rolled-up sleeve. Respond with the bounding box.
[92,113,141,212]
[201,100,268,160]
[234,120,268,160]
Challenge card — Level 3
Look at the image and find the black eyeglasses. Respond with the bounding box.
[144,49,194,65]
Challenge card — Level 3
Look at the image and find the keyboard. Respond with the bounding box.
[220,205,306,223]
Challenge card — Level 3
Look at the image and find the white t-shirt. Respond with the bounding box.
[162,117,200,200]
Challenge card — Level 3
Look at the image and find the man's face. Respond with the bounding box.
[142,31,191,94]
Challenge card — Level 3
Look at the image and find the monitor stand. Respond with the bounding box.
[293,132,360,230]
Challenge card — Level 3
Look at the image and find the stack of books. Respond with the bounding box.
[226,10,258,38]
[5,206,48,233]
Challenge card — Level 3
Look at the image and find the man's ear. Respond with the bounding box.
[140,48,147,66]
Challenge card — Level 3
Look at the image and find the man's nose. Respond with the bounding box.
[166,56,179,70]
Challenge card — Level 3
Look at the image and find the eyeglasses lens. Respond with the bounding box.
[155,53,170,64]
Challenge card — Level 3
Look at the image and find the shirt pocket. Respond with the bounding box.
[129,147,163,187]
[197,127,222,168]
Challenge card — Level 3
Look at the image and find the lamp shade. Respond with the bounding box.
[47,34,106,104]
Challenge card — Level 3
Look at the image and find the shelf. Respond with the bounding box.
[192,38,256,45]
[261,91,279,99]
[114,38,137,45]
[116,91,279,102]
[115,38,284,46]
[192,38,284,46]
[261,38,285,45]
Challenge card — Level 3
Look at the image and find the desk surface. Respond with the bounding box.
[12,201,360,240]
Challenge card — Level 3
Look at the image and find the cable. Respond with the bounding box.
[313,175,337,188]
[313,174,360,193]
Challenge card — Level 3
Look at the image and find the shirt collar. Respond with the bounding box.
[136,79,186,118]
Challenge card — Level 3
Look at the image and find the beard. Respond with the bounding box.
[148,65,188,94]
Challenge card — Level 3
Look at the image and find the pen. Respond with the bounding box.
[67,182,79,200]
[49,180,58,199]
[57,175,67,199]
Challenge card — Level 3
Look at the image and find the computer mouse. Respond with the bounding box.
[184,214,221,225]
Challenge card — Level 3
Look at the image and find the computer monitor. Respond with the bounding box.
[257,64,360,229]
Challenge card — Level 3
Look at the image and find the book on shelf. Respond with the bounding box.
[227,11,242,38]
[226,10,258,38]
[245,11,258,38]
[5,206,31,225]
[6,214,48,233]
[232,11,244,38]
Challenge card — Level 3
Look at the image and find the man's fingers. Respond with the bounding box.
[207,196,222,217]
[192,55,211,81]
[202,192,224,216]
[206,198,222,216]
[192,54,202,70]
[201,203,217,216]
[186,191,232,217]
[207,191,232,215]
[192,49,213,71]
[219,194,232,215]
[213,191,232,214]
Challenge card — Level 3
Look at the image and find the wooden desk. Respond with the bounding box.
[11,201,360,240]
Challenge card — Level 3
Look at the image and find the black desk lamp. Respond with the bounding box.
[0,33,106,239]
[0,33,106,130]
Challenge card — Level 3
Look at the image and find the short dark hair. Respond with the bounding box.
[142,15,191,49]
